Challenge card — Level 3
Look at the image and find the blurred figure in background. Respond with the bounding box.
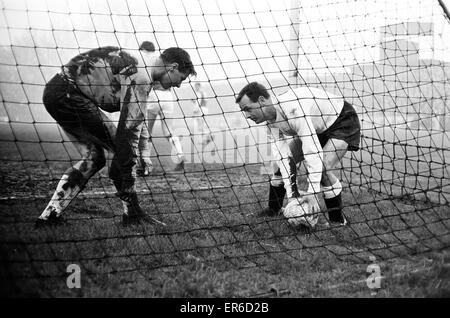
[192,82,214,154]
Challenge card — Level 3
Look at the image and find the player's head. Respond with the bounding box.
[159,47,197,89]
[139,41,156,53]
[194,82,202,90]
[236,82,274,124]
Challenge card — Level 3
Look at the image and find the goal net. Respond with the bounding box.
[0,0,449,296]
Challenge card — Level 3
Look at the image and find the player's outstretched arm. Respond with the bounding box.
[115,76,151,198]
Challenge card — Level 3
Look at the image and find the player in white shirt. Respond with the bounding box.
[135,42,186,175]
[236,82,361,226]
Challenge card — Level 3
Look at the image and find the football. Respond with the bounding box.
[283,200,318,229]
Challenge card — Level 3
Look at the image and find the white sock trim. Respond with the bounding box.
[270,175,284,187]
[322,180,342,199]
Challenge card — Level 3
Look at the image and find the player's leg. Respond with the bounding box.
[262,137,303,216]
[136,124,153,176]
[37,105,114,223]
[200,106,213,147]
[109,155,144,224]
[319,101,361,225]
[107,112,164,226]
[102,95,153,225]
[109,154,164,226]
[193,116,203,144]
[262,164,286,216]
[135,128,145,176]
[38,139,106,222]
[321,138,348,224]
[141,103,159,172]
[194,114,214,157]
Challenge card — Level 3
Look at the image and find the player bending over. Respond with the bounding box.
[36,46,196,227]
[135,41,186,175]
[236,82,361,227]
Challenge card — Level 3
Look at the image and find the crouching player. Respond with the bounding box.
[236,82,361,227]
[36,46,196,227]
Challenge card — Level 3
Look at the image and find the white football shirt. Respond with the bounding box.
[267,86,344,195]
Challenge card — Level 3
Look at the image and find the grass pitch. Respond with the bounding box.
[0,160,449,298]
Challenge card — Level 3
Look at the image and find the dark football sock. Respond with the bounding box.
[269,184,286,213]
[324,194,345,223]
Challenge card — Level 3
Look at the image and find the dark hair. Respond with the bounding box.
[161,47,197,76]
[236,82,269,103]
[139,41,155,52]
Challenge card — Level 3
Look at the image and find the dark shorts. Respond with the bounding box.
[317,101,361,151]
[288,101,361,163]
[43,73,116,151]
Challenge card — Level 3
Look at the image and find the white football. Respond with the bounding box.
[283,200,318,229]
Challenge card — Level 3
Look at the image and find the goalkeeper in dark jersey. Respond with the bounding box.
[36,46,196,226]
